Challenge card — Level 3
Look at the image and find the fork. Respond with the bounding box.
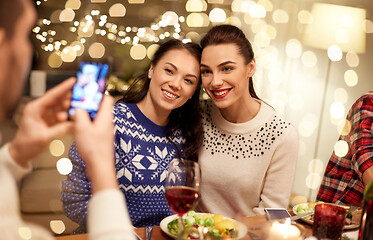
[146,226,153,240]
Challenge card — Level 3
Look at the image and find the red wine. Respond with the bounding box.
[165,186,199,216]
[358,182,373,240]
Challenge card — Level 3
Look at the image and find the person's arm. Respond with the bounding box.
[9,78,75,168]
[73,96,135,240]
[363,166,373,185]
[253,126,299,215]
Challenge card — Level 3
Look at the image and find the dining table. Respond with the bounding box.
[55,214,316,240]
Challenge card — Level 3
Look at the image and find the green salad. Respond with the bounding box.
[167,211,238,240]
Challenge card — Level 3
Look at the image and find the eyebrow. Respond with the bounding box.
[166,62,198,79]
[200,61,237,68]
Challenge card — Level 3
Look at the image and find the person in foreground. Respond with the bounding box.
[197,24,299,217]
[0,0,135,239]
[62,39,204,231]
[317,91,373,205]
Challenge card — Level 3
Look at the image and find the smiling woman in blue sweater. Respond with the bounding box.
[62,39,204,232]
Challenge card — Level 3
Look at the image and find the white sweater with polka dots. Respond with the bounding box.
[198,100,298,218]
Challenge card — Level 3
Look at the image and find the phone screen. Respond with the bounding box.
[68,62,109,119]
[265,208,291,220]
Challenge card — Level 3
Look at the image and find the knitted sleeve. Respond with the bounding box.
[254,125,299,214]
[61,142,91,233]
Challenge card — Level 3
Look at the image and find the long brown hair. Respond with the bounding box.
[117,39,203,162]
[200,24,260,100]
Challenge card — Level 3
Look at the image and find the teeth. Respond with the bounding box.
[164,91,177,98]
[214,90,229,96]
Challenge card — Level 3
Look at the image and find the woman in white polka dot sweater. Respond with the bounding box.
[198,25,299,218]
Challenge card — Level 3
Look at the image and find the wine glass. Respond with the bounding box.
[165,159,200,239]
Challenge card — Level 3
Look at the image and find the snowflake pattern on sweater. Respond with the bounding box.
[62,102,185,231]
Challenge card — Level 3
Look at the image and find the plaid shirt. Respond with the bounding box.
[317,91,373,205]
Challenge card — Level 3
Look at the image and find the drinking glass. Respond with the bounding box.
[165,159,200,239]
[312,203,346,240]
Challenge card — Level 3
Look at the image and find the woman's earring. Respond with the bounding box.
[148,75,151,79]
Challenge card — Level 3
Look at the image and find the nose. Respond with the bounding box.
[168,77,182,91]
[210,73,223,88]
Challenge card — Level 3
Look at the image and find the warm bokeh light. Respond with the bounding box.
[346,51,359,67]
[209,8,226,22]
[18,227,32,240]
[128,0,145,3]
[257,0,273,12]
[147,44,159,60]
[162,11,179,25]
[231,0,253,13]
[301,51,317,67]
[249,4,266,18]
[91,0,106,2]
[49,139,65,157]
[337,119,351,136]
[186,0,207,12]
[333,88,348,104]
[254,32,270,48]
[185,31,201,42]
[59,8,75,22]
[362,19,373,33]
[334,140,349,157]
[65,0,81,10]
[308,159,324,174]
[109,3,126,17]
[48,52,63,68]
[88,42,105,58]
[251,19,266,33]
[330,102,345,119]
[286,39,302,59]
[298,10,313,24]
[61,46,77,62]
[71,41,85,56]
[327,45,343,62]
[130,44,147,60]
[272,9,289,23]
[344,69,358,87]
[225,16,242,28]
[306,173,322,190]
[50,220,66,234]
[56,158,73,175]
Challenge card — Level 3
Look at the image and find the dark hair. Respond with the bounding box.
[118,39,203,162]
[200,24,259,100]
[0,0,25,39]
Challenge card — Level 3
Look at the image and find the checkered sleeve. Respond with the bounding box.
[351,94,373,180]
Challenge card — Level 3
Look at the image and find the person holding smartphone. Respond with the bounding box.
[0,1,135,239]
[62,39,204,232]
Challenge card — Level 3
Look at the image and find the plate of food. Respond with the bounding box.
[292,202,362,230]
[160,211,248,239]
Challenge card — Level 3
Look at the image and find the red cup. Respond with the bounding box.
[312,204,346,240]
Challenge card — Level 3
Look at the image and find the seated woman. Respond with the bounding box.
[198,24,299,217]
[62,39,203,232]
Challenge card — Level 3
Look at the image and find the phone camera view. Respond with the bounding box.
[69,62,109,119]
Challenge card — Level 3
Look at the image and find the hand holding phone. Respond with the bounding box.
[265,208,291,220]
[68,62,109,119]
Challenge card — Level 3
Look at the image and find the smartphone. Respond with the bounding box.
[264,208,291,220]
[68,62,109,119]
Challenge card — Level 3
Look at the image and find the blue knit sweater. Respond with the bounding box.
[61,102,185,232]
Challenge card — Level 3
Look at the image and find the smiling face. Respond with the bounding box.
[140,48,200,123]
[200,43,255,111]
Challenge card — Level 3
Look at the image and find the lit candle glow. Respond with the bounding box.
[267,218,301,240]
